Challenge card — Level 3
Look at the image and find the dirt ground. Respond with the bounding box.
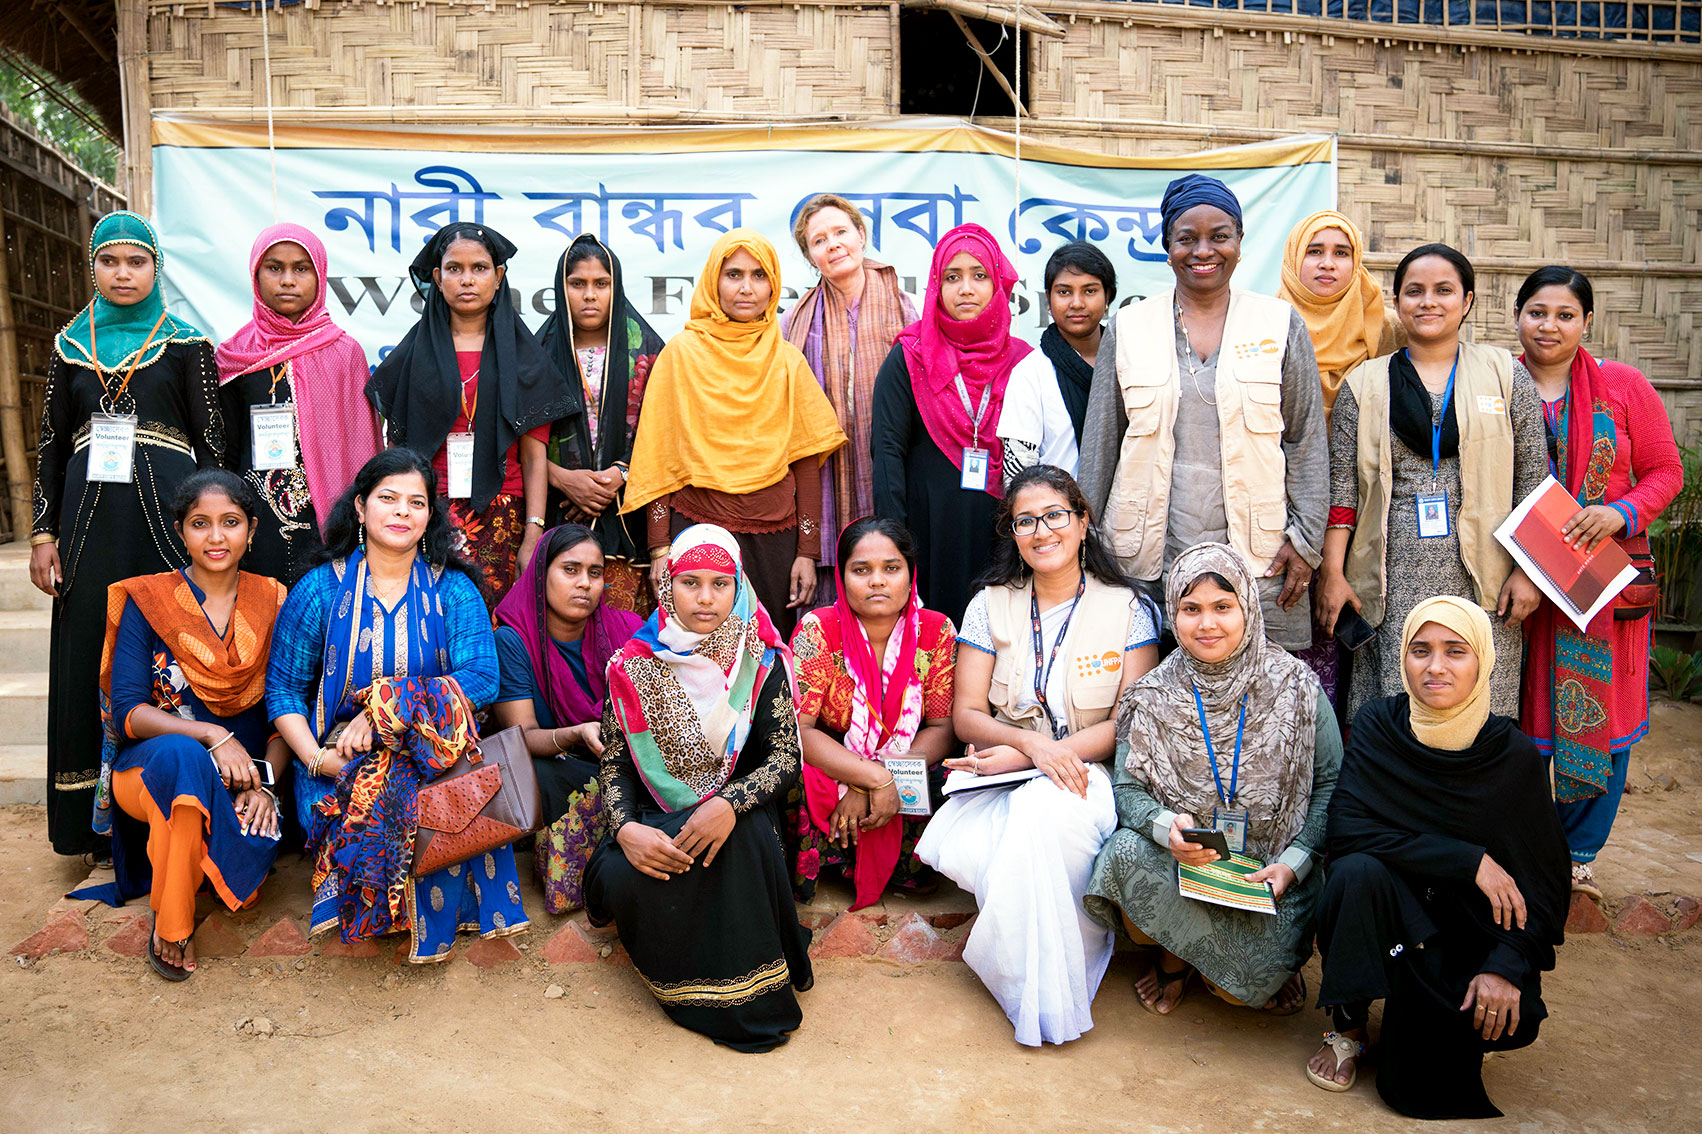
[4,704,1701,1133]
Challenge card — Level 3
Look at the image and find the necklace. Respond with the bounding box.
[368,573,408,608]
[1174,301,1216,407]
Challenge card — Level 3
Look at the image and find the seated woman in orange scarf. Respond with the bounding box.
[76,470,289,980]
[622,229,846,640]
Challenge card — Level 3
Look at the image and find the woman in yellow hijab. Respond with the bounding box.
[1278,211,1405,713]
[623,229,846,637]
[1276,210,1402,418]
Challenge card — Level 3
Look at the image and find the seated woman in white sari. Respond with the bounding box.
[916,464,1159,1046]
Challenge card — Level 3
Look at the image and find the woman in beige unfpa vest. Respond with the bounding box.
[1316,244,1547,722]
[916,465,1160,1046]
[1077,175,1329,652]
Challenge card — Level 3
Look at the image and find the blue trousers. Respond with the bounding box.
[1555,747,1630,864]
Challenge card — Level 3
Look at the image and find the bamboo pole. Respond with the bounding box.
[0,204,33,542]
[118,0,154,217]
[950,12,1029,117]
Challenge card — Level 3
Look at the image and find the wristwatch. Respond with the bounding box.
[526,516,547,528]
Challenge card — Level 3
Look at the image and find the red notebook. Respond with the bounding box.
[1496,477,1637,632]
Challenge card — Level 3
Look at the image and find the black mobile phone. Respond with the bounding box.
[1178,827,1233,860]
[252,759,275,787]
[1334,607,1377,653]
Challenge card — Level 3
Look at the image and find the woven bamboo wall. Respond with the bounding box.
[145,1,897,117]
[135,1,1702,432]
[0,112,124,542]
[1016,12,1702,435]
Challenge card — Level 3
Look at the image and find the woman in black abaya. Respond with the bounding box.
[1311,594,1569,1119]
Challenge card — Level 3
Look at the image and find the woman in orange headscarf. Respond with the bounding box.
[1277,211,1404,710]
[622,230,846,638]
[1277,211,1403,420]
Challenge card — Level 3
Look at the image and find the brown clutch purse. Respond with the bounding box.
[411,725,542,876]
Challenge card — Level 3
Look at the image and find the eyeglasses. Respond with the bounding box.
[1010,508,1082,537]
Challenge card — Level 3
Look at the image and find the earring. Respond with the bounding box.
[359,525,366,550]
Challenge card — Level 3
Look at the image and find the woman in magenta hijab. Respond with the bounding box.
[216,224,382,584]
[871,223,1045,623]
[492,523,642,913]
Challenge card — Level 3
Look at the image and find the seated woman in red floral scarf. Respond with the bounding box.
[786,516,957,908]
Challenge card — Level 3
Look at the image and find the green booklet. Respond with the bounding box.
[1177,852,1277,916]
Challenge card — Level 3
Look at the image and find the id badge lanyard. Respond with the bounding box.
[250,364,299,472]
[954,374,993,492]
[1191,684,1247,811]
[1416,348,1460,539]
[1031,574,1088,740]
[446,368,480,500]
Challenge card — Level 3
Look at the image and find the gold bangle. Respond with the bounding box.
[873,776,896,791]
[28,533,56,547]
[845,783,868,796]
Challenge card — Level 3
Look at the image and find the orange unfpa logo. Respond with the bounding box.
[1233,338,1281,360]
[1076,651,1123,678]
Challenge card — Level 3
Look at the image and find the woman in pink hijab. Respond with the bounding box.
[870,223,1045,623]
[215,224,382,584]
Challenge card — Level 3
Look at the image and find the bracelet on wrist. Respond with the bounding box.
[207,730,236,754]
[29,532,56,547]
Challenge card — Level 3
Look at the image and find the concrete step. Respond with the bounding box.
[0,609,51,672]
[0,545,51,613]
[0,744,45,805]
[0,672,48,742]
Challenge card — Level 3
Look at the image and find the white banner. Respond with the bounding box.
[151,118,1335,365]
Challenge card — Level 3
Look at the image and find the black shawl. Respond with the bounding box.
[1329,695,1570,986]
[536,238,665,558]
[365,222,579,512]
[1039,323,1094,444]
[1388,348,1460,464]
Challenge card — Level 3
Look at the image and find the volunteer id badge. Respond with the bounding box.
[250,403,298,471]
[87,413,138,483]
[1416,490,1451,538]
[884,756,932,818]
[960,447,990,492]
[1212,807,1249,855]
[446,432,475,499]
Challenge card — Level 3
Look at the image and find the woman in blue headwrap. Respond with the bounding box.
[31,210,225,857]
[1077,175,1328,658]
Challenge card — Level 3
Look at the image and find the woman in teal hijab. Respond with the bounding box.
[32,210,225,857]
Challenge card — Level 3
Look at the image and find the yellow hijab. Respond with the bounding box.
[1400,596,1496,752]
[622,229,846,512]
[1276,211,1389,411]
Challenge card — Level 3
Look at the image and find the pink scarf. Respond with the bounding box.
[802,556,926,909]
[894,223,1031,496]
[214,223,381,533]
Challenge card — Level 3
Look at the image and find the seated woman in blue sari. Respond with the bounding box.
[267,447,527,963]
[85,469,289,980]
[492,522,642,913]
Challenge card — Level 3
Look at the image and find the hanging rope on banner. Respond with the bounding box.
[1012,14,1021,274]
[259,0,279,220]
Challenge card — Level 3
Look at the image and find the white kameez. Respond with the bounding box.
[915,764,1117,1046]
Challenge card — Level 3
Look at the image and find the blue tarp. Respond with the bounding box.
[1125,0,1700,41]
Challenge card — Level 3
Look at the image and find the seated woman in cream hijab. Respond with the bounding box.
[1312,596,1569,1120]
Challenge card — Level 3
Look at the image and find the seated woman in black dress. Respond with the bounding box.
[584,523,812,1052]
[492,523,642,913]
[1311,595,1569,1119]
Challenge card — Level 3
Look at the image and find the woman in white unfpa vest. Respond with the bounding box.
[1077,175,1329,652]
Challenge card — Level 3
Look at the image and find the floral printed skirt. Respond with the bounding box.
[446,493,524,608]
[531,759,606,915]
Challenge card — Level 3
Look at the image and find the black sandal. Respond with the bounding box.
[146,916,192,983]
[1137,956,1192,1016]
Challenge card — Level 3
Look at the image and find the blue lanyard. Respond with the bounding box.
[1191,685,1247,808]
[1031,574,1087,740]
[1410,347,1460,482]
